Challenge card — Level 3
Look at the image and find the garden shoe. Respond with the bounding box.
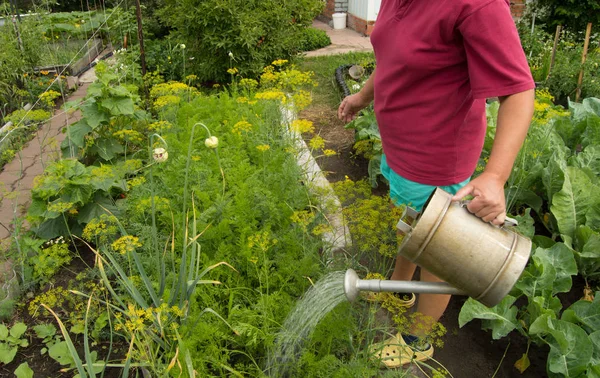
[369,333,434,368]
[362,291,416,308]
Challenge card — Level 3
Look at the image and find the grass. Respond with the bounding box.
[295,52,375,109]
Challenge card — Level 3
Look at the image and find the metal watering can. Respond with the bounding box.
[344,188,532,308]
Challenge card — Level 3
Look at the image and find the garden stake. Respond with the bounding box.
[576,22,593,102]
[547,24,562,81]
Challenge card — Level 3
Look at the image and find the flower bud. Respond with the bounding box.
[205,136,219,149]
[153,147,169,163]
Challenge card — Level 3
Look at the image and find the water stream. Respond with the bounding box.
[266,271,347,377]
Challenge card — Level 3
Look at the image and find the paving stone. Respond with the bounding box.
[66,76,79,90]
[0,260,20,305]
[0,82,89,248]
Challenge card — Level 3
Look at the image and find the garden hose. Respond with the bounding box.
[335,64,354,99]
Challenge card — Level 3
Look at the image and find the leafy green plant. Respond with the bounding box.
[0,108,52,168]
[14,362,33,378]
[33,323,61,354]
[298,27,331,52]
[60,61,149,163]
[532,0,600,32]
[31,237,72,285]
[0,322,28,364]
[28,158,134,239]
[344,108,383,187]
[462,94,600,375]
[157,0,324,82]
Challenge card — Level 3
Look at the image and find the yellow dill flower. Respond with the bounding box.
[150,81,197,98]
[112,235,143,255]
[309,135,325,150]
[113,129,144,143]
[83,214,119,242]
[323,149,337,156]
[536,88,554,102]
[312,223,333,236]
[186,74,198,82]
[292,90,312,111]
[135,196,171,215]
[291,119,314,134]
[148,120,173,132]
[47,201,75,213]
[227,67,239,75]
[254,90,286,103]
[271,59,288,66]
[232,120,253,135]
[123,159,143,172]
[290,210,314,232]
[256,144,270,152]
[247,231,277,251]
[153,95,181,109]
[236,97,248,103]
[40,70,49,75]
[239,78,258,90]
[127,176,146,190]
[38,90,61,108]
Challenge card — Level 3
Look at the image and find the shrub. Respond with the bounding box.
[532,0,600,33]
[298,27,331,52]
[157,0,324,82]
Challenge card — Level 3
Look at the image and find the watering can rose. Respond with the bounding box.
[205,136,219,149]
[153,147,169,163]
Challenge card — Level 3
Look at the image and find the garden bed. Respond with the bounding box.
[297,53,600,377]
[36,38,104,76]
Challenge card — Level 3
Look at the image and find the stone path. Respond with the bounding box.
[0,83,89,243]
[303,19,373,57]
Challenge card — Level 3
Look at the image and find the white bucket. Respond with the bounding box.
[332,13,347,30]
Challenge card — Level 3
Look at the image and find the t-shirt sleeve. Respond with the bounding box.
[458,0,535,99]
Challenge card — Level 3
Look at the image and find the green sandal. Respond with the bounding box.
[370,333,434,368]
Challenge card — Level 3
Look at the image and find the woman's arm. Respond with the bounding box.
[452,88,535,225]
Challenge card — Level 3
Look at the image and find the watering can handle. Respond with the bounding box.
[458,200,519,227]
[396,206,419,234]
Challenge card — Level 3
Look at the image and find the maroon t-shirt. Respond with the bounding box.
[370,0,535,186]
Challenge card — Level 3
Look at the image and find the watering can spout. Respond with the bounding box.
[343,269,467,303]
[344,269,360,302]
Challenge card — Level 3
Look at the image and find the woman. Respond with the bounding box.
[338,0,535,368]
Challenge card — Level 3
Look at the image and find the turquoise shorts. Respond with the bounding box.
[380,155,470,212]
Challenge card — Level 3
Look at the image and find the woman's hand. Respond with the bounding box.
[452,172,507,225]
[338,93,372,123]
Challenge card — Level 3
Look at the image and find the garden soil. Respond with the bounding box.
[299,105,551,378]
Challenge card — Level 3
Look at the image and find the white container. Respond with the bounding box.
[332,13,347,30]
